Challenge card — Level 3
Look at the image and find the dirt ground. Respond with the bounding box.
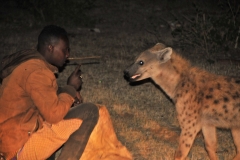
[1,0,240,160]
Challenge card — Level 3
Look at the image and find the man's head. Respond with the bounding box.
[37,25,70,68]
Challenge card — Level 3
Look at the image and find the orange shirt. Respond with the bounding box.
[0,50,76,157]
[0,52,77,124]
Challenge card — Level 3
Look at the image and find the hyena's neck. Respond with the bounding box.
[152,52,191,99]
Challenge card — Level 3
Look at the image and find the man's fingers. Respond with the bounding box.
[76,92,83,103]
[74,64,81,74]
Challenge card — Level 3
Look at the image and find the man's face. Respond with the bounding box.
[49,38,70,67]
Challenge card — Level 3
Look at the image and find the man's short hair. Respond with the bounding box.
[37,25,68,52]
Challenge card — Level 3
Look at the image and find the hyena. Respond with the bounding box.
[124,43,240,160]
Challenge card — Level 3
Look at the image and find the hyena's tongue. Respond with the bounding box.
[131,74,141,79]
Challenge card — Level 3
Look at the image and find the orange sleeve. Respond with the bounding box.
[25,68,75,124]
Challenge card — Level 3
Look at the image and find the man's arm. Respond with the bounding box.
[25,68,76,124]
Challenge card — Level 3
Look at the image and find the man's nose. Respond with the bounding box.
[66,47,70,58]
[66,52,70,58]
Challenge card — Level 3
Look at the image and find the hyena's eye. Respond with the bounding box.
[138,60,144,65]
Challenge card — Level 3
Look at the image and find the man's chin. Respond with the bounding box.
[61,61,68,67]
[57,63,67,71]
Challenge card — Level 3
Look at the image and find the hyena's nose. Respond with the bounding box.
[123,70,130,78]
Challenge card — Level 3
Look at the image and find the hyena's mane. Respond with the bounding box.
[170,50,191,76]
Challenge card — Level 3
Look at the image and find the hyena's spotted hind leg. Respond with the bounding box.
[175,126,201,160]
[231,128,240,160]
[202,125,218,160]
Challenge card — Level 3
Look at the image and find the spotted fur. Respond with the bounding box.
[124,43,240,160]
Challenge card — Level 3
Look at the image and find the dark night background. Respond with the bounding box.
[0,0,240,159]
[0,0,239,58]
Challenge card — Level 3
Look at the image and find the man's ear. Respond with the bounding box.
[156,47,172,63]
[48,45,54,53]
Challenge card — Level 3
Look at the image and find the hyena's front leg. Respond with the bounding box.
[202,125,218,160]
[231,128,240,160]
[174,126,201,160]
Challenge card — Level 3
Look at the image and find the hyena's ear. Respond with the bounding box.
[156,47,173,63]
[155,43,166,48]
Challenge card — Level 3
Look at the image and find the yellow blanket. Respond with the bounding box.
[17,105,132,160]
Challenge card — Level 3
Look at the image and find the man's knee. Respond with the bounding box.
[65,103,99,121]
[81,103,99,121]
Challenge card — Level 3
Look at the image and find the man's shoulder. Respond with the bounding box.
[1,49,42,68]
[20,58,47,68]
[18,58,51,74]
[20,58,58,74]
[12,59,56,84]
[0,49,44,80]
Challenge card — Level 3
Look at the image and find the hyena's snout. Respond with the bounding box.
[124,63,136,81]
[123,68,131,80]
[124,64,141,82]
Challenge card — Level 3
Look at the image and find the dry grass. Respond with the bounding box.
[1,0,240,159]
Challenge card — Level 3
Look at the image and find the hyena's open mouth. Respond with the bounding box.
[131,73,141,80]
[124,69,141,81]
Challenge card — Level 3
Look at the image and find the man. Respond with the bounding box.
[0,25,99,160]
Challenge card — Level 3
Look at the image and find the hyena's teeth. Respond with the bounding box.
[131,74,141,79]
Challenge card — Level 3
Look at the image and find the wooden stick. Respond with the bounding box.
[68,56,101,60]
[67,62,100,65]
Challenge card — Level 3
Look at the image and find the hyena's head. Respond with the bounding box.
[124,43,173,82]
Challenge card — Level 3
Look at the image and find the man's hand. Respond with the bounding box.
[72,92,83,107]
[67,65,82,91]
